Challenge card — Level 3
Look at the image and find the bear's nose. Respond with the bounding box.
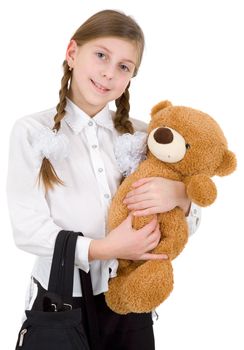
[154,127,173,144]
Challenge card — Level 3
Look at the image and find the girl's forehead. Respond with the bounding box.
[87,36,136,49]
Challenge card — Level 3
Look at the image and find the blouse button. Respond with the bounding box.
[88,121,93,126]
[104,194,110,199]
[98,168,103,173]
[92,144,97,149]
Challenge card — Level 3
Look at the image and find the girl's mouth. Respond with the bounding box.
[90,79,110,93]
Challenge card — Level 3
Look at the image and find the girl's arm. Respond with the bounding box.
[122,177,201,236]
[88,176,202,262]
[6,119,92,273]
[88,214,168,262]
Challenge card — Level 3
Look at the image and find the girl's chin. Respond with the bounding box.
[84,95,111,110]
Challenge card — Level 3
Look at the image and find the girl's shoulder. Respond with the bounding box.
[9,108,58,155]
[109,109,148,133]
[130,117,148,133]
[12,106,57,133]
[8,107,57,160]
[9,107,68,168]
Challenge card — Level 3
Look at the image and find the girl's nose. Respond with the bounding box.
[101,67,115,80]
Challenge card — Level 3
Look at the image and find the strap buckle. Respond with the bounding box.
[51,303,72,312]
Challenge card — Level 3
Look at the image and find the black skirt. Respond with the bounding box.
[31,279,155,350]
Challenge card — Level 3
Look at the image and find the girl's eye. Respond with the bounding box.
[96,52,106,59]
[120,64,130,72]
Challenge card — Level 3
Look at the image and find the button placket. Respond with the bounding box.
[84,124,111,206]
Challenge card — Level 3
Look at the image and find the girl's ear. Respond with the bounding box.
[65,40,78,66]
[215,150,237,176]
[151,100,172,117]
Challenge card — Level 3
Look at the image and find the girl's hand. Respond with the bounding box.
[123,177,191,216]
[105,213,168,261]
[89,213,168,261]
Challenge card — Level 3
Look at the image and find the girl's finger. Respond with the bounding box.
[147,224,160,244]
[123,193,150,204]
[139,215,157,235]
[131,177,154,188]
[125,185,150,199]
[127,199,156,211]
[140,253,168,260]
[133,207,161,216]
[124,212,134,227]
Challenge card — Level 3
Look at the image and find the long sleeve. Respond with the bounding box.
[6,118,91,272]
[186,202,201,236]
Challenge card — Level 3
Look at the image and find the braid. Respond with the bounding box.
[53,61,71,132]
[114,82,134,134]
[37,60,72,193]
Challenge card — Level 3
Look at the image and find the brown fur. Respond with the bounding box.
[104,100,237,314]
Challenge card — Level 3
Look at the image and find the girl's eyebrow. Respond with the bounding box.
[94,45,136,65]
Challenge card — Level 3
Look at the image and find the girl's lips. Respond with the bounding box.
[90,79,110,93]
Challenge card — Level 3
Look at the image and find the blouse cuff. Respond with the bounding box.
[75,236,93,273]
[186,202,201,236]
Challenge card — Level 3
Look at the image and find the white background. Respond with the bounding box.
[0,0,243,349]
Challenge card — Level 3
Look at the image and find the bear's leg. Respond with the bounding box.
[104,275,131,314]
[120,259,173,313]
[104,264,137,314]
[116,209,188,313]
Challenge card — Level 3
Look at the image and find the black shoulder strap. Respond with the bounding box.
[48,230,101,350]
[78,233,101,350]
[47,230,70,295]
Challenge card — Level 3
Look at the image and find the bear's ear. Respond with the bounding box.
[151,100,172,117]
[215,150,237,176]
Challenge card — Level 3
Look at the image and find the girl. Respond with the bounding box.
[6,9,200,350]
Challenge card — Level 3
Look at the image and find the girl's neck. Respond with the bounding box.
[67,91,107,117]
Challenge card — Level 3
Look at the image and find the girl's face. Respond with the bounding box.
[66,37,138,116]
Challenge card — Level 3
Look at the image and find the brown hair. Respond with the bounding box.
[37,9,145,193]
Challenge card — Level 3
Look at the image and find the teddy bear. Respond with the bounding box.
[104,100,237,315]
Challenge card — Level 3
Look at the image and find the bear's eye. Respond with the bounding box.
[185,143,191,150]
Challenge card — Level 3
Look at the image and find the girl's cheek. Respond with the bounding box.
[122,79,131,90]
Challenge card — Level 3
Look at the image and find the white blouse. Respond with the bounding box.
[6,97,201,306]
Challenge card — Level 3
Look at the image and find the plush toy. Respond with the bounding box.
[104,100,237,315]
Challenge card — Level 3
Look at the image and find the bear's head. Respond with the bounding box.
[147,101,236,177]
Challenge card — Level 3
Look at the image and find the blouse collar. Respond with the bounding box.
[64,97,114,135]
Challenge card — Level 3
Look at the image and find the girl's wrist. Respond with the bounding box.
[88,238,113,261]
[176,181,191,215]
[179,197,191,216]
